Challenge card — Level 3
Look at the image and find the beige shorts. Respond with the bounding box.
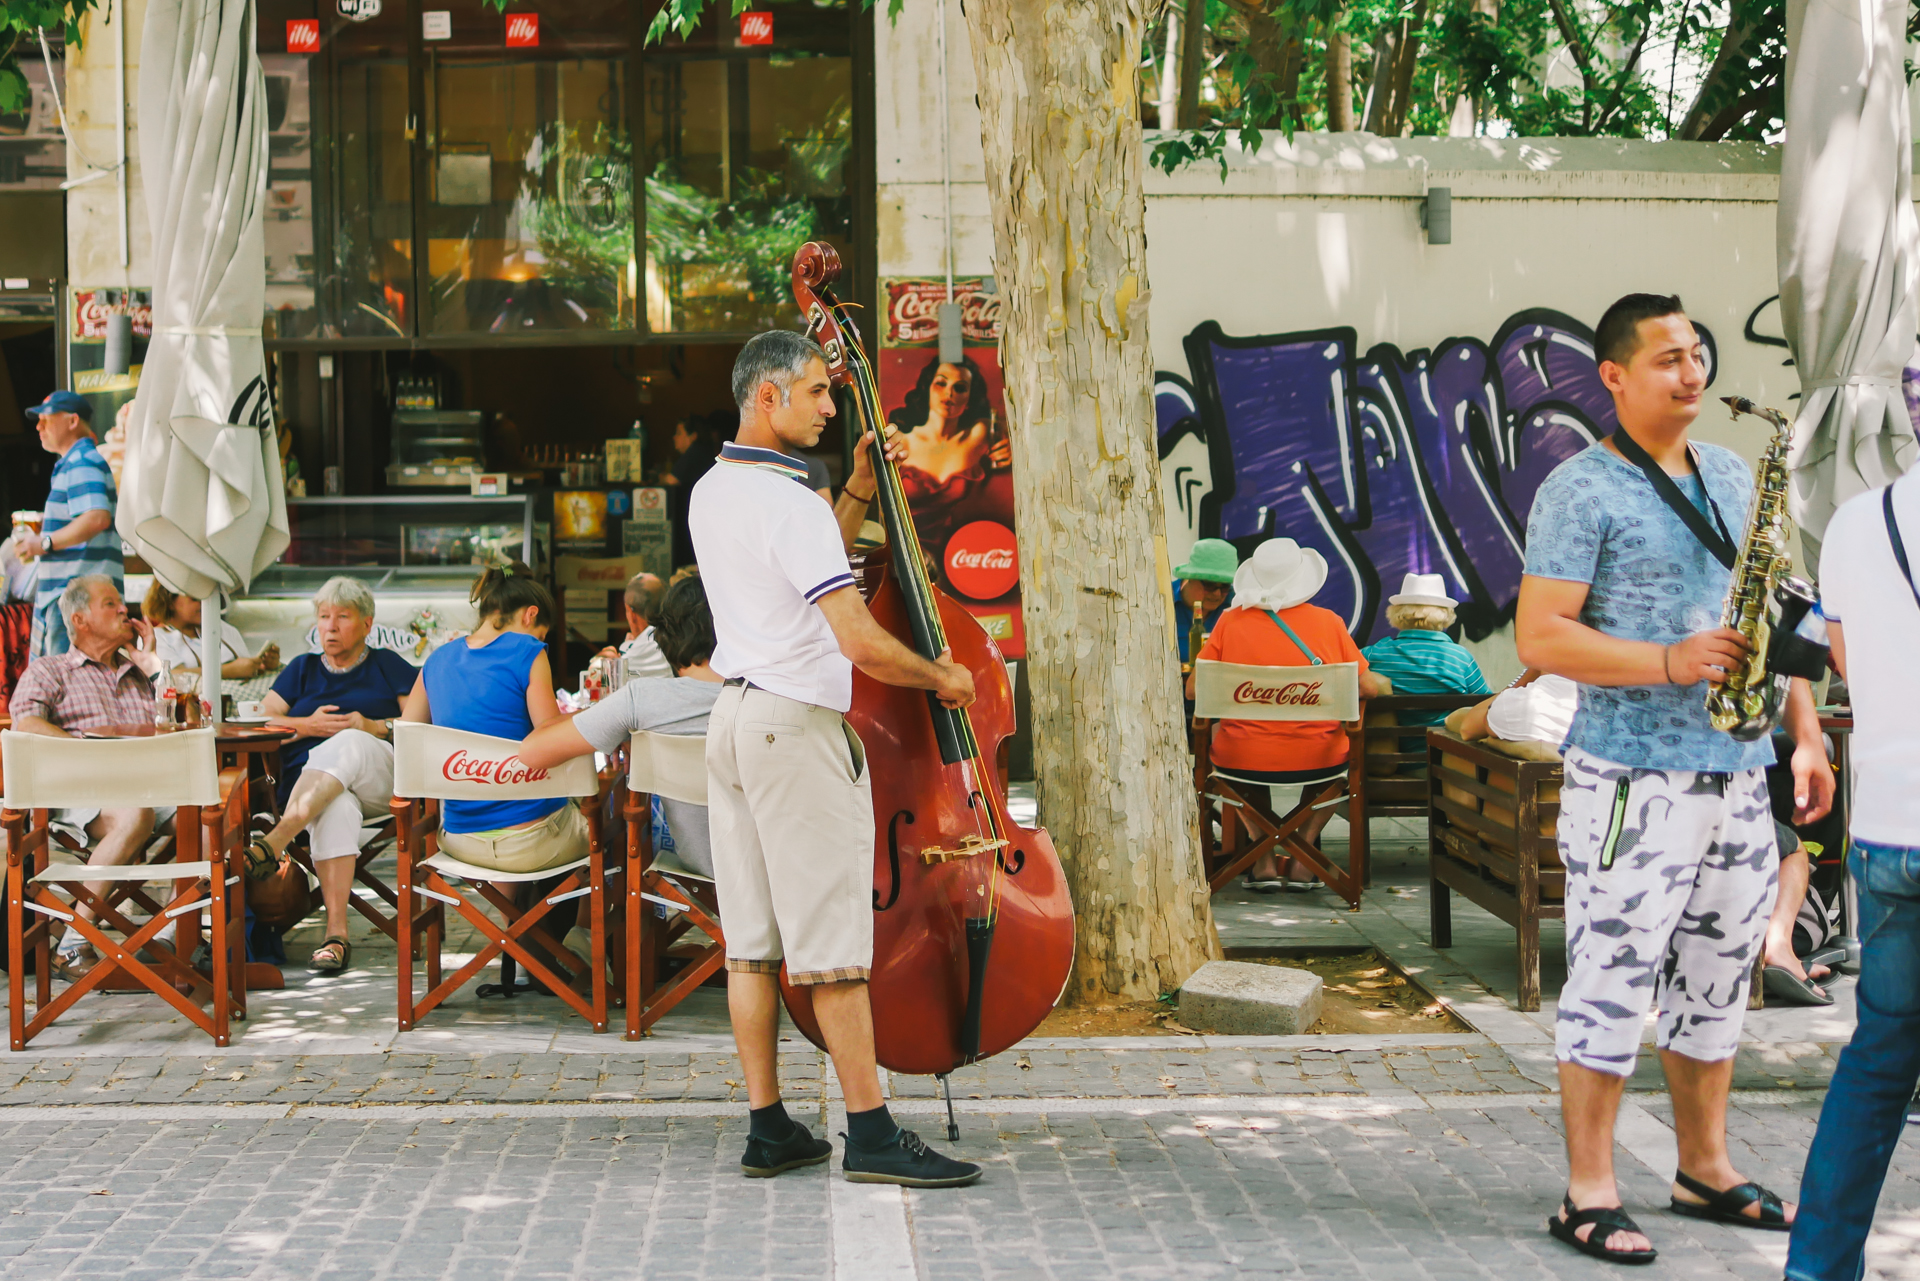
[706,683,874,985]
[437,801,591,874]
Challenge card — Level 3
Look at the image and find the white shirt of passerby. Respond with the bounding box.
[619,626,673,681]
[689,442,856,712]
[1486,673,1579,749]
[1821,474,1920,844]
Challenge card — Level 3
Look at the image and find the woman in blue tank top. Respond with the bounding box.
[400,564,587,873]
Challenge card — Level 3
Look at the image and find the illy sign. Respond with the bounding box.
[505,13,540,46]
[738,11,773,44]
[286,19,320,51]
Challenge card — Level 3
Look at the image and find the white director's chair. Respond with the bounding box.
[391,722,618,1032]
[622,730,726,1040]
[3,728,249,1048]
[1190,657,1369,908]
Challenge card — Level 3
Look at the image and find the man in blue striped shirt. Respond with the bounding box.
[15,392,122,658]
[1361,573,1488,730]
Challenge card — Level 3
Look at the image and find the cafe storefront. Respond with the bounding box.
[228,0,873,665]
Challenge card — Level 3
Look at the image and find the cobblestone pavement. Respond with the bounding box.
[3,1088,1909,1280]
[0,1034,1841,1109]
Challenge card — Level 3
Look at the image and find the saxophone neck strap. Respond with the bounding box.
[1608,430,1737,570]
[1882,483,1920,610]
[1263,610,1324,665]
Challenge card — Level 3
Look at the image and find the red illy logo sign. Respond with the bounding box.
[443,750,551,787]
[505,13,539,46]
[944,520,1018,600]
[1232,680,1326,708]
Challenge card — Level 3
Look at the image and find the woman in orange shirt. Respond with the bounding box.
[1186,538,1387,890]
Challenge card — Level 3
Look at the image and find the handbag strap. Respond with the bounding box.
[1264,609,1323,666]
[1610,430,1737,569]
[1883,483,1920,610]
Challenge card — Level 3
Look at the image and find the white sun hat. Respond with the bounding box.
[1388,572,1458,609]
[1229,538,1330,613]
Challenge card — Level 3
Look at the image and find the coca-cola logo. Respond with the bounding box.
[71,291,152,342]
[884,281,1002,347]
[944,520,1019,601]
[442,749,551,787]
[1232,680,1325,708]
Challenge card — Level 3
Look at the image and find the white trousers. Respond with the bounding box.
[300,729,394,862]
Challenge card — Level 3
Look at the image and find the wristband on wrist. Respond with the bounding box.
[1662,644,1674,684]
[845,484,876,504]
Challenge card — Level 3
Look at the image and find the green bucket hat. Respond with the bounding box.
[1174,538,1239,584]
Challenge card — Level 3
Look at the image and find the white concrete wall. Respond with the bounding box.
[64,0,151,289]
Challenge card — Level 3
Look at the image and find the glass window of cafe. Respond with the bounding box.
[257,0,858,343]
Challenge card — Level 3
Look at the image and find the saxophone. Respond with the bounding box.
[1706,396,1826,740]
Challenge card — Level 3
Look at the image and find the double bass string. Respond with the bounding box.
[838,302,1008,930]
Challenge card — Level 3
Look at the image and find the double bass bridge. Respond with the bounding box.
[917,834,1009,865]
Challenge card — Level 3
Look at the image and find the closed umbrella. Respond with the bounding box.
[1780,0,1920,563]
[119,0,288,722]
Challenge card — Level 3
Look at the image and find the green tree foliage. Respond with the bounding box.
[1145,0,1791,177]
[0,1,97,114]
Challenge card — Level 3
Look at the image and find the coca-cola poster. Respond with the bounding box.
[68,287,154,486]
[878,277,1024,657]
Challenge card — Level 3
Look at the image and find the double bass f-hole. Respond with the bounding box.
[999,846,1026,876]
[877,810,914,911]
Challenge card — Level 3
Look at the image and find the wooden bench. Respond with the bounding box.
[1426,728,1563,1011]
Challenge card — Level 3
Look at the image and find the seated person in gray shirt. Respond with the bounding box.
[519,574,721,874]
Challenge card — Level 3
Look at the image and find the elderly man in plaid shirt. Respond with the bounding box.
[9,574,169,978]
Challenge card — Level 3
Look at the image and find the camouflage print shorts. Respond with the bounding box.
[1555,747,1778,1076]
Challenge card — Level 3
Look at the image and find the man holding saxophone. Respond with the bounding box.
[1516,293,1833,1265]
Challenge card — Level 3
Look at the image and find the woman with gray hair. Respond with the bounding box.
[250,575,419,973]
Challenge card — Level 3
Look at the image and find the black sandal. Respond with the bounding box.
[1670,1170,1791,1230]
[308,936,351,974]
[243,837,280,882]
[1547,1196,1658,1265]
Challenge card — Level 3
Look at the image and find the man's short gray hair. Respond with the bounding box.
[625,572,664,622]
[313,575,376,619]
[732,330,827,417]
[59,574,113,628]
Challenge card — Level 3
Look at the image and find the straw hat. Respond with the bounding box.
[1387,572,1458,609]
[1230,538,1329,612]
[1173,538,1238,584]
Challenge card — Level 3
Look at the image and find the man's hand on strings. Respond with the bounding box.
[848,427,908,496]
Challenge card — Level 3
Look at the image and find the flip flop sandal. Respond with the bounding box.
[1546,1197,1657,1265]
[1669,1170,1792,1230]
[1804,944,1853,973]
[1763,965,1833,1007]
[1241,875,1286,894]
[243,837,280,882]
[308,936,351,974]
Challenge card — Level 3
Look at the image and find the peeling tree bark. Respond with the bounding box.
[961,0,1220,1003]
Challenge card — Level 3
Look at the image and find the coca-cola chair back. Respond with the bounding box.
[628,731,707,806]
[1,727,220,811]
[392,722,597,803]
[1191,659,1362,723]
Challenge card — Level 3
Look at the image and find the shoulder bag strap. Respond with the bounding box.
[1883,483,1920,610]
[1609,430,1737,569]
[1263,610,1323,666]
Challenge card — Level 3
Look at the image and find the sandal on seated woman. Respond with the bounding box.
[309,935,350,974]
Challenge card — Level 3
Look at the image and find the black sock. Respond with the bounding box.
[846,1104,898,1149]
[749,1100,795,1142]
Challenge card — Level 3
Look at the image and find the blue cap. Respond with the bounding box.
[27,390,91,422]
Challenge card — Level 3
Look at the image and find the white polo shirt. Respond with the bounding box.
[689,442,857,712]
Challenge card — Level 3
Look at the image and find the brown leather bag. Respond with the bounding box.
[248,857,314,929]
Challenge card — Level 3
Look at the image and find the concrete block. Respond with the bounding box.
[1179,960,1324,1035]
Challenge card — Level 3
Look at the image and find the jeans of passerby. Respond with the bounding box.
[1785,841,1920,1281]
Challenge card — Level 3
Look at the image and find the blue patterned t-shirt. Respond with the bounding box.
[1522,440,1770,772]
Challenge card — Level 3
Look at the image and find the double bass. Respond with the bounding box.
[779,243,1075,1131]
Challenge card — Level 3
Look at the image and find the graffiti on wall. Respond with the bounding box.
[1157,310,1719,645]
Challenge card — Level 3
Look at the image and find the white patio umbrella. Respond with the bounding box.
[1780,0,1920,563]
[119,0,289,723]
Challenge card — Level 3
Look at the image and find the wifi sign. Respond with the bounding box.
[504,12,539,46]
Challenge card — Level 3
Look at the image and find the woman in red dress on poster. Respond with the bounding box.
[886,354,1015,563]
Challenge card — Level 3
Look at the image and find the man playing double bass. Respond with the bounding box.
[691,330,983,1187]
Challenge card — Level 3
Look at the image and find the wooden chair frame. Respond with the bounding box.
[6,763,250,1049]
[621,766,726,1041]
[393,762,620,1034]
[1426,729,1565,1011]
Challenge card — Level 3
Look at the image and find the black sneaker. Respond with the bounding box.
[841,1127,982,1187]
[741,1120,833,1178]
